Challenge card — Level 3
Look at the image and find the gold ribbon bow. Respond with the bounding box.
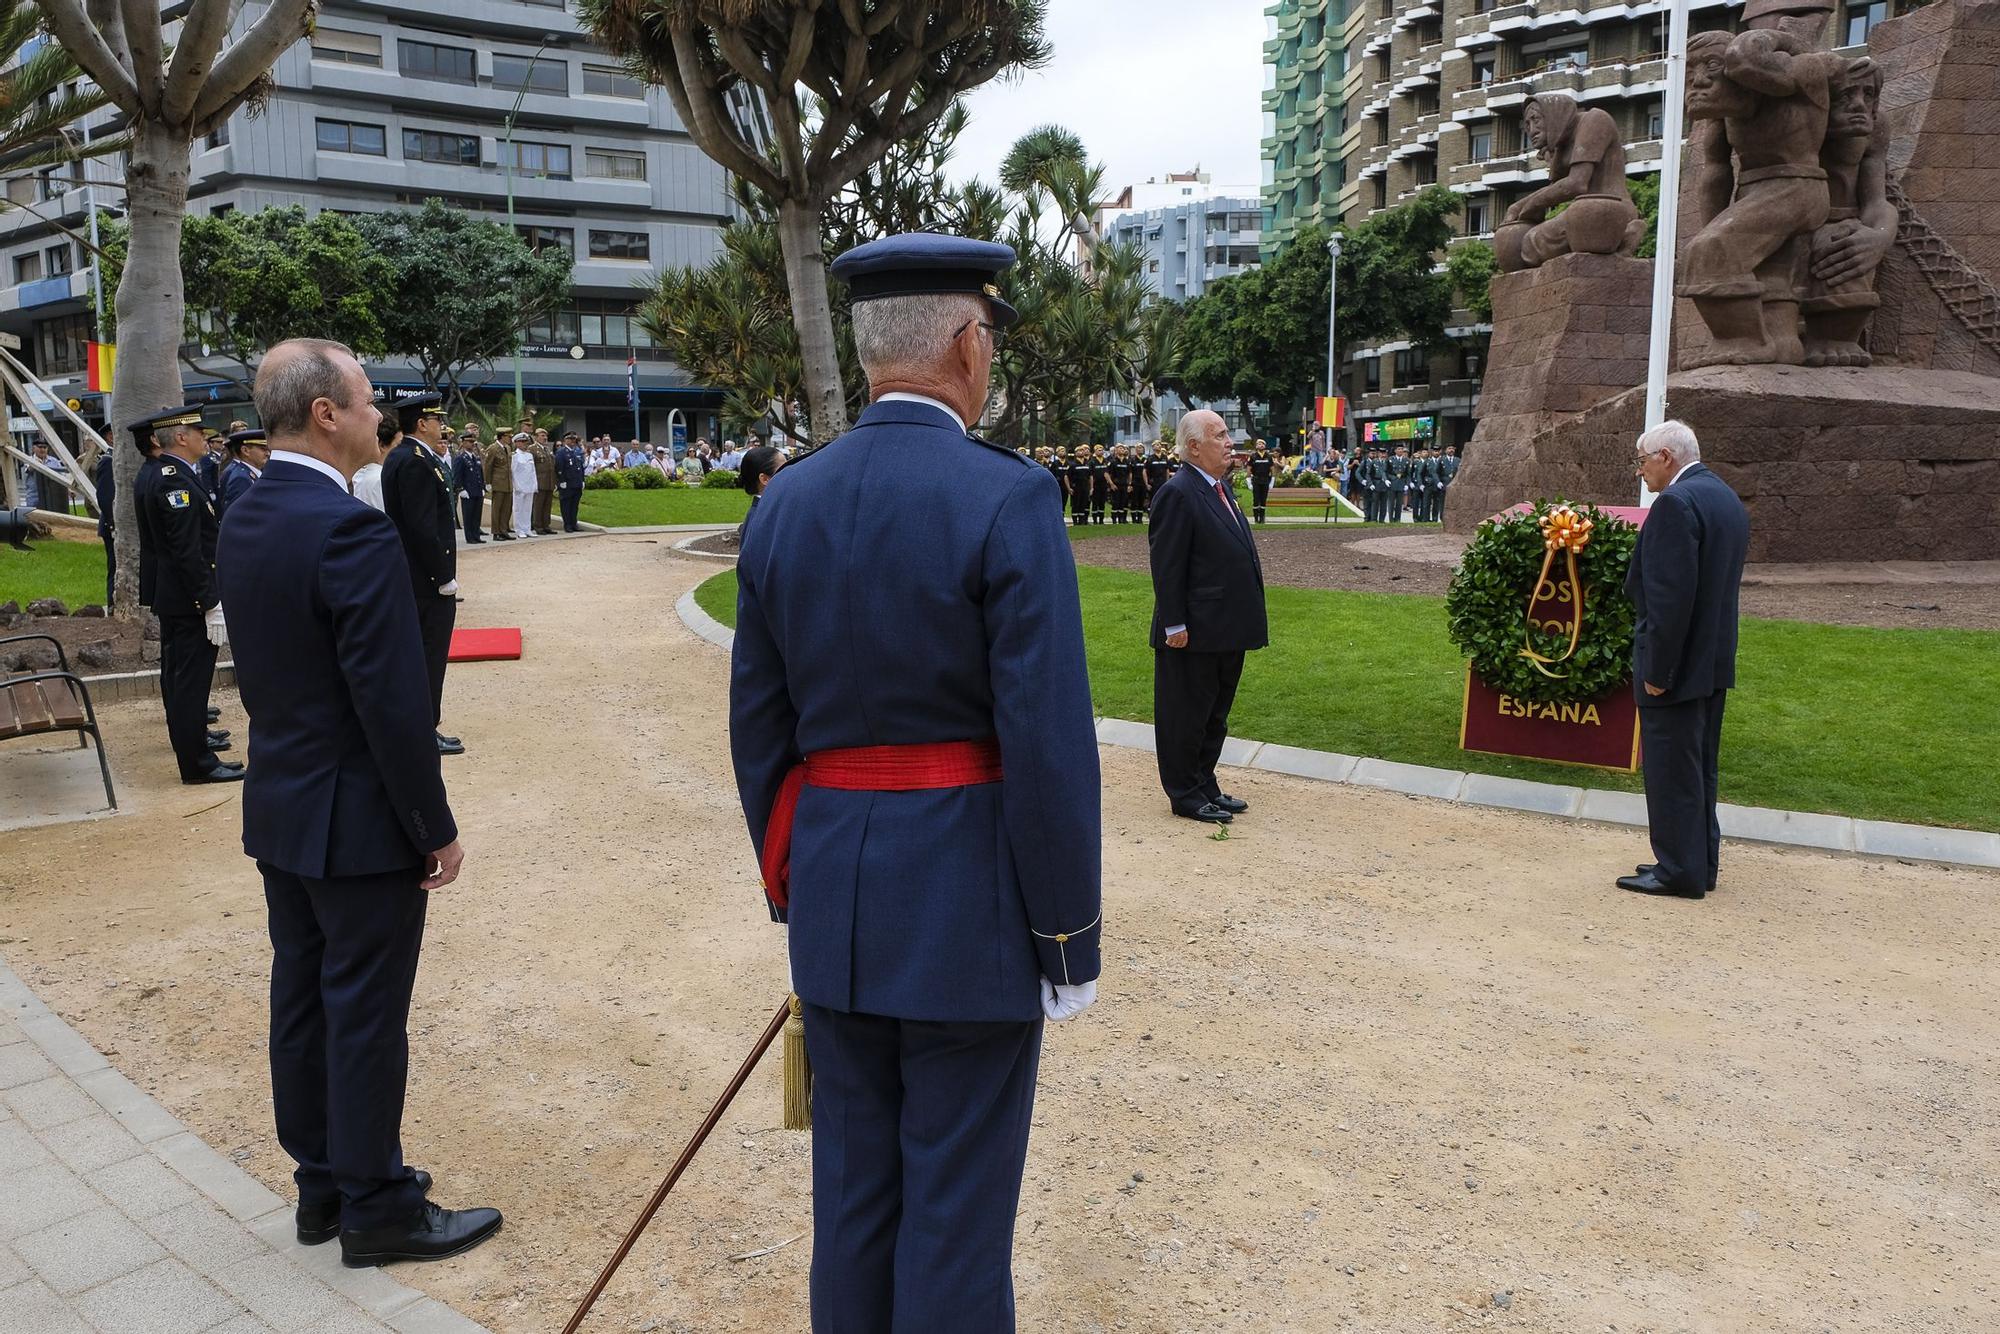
[1519,505,1594,679]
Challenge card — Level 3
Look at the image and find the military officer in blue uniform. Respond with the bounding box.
[379,393,462,757]
[218,339,500,1268]
[219,427,268,523]
[554,431,586,532]
[130,407,243,783]
[731,233,1102,1333]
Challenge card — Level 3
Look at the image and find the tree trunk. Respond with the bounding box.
[107,117,193,621]
[775,198,846,442]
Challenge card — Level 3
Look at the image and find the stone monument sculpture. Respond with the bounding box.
[1495,94,1645,273]
[1802,57,1896,366]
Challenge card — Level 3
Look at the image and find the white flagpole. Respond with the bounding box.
[1641,0,1692,506]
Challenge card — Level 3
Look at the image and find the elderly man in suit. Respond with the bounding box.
[1148,409,1269,824]
[217,338,500,1268]
[732,232,1101,1332]
[1619,420,1750,900]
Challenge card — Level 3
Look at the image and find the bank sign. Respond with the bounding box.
[1362,415,1435,443]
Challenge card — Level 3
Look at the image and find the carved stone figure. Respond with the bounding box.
[1494,95,1644,273]
[1802,57,1896,366]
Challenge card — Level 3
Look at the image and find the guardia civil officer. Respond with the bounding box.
[554,431,586,532]
[379,394,462,757]
[732,233,1101,1332]
[218,339,500,1268]
[1248,440,1275,524]
[130,407,242,784]
[1386,444,1413,523]
[1439,444,1461,522]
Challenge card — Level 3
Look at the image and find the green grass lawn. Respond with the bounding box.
[579,487,750,527]
[695,566,2000,831]
[0,539,107,610]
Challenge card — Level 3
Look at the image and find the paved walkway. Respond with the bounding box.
[0,957,490,1334]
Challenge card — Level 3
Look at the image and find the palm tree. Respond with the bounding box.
[0,0,121,180]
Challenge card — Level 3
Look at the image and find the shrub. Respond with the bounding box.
[584,470,624,490]
[625,465,668,490]
[702,468,739,489]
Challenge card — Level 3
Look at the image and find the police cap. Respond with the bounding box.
[126,407,204,454]
[389,390,446,433]
[225,428,266,453]
[830,232,1019,328]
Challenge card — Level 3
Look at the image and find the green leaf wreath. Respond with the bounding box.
[1445,500,1640,704]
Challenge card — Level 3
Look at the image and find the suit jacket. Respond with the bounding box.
[218,459,258,522]
[453,449,484,498]
[380,440,457,597]
[731,399,1102,1023]
[218,459,456,877]
[1625,463,1750,707]
[1147,463,1269,653]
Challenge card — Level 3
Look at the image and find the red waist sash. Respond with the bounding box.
[760,738,1004,912]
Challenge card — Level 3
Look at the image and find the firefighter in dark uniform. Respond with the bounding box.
[131,407,243,784]
[1129,444,1151,514]
[1037,447,1067,513]
[1082,445,1103,524]
[1064,446,1093,527]
[1143,444,1172,509]
[1102,445,1129,524]
[1248,440,1276,524]
[380,393,463,757]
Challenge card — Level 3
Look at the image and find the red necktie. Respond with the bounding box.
[1213,480,1239,525]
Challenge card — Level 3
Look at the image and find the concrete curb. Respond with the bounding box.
[671,531,740,562]
[75,662,237,707]
[670,590,2000,873]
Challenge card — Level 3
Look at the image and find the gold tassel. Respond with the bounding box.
[780,994,811,1131]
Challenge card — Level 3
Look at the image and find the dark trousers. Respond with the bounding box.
[460,494,483,543]
[103,537,116,606]
[803,1004,1042,1334]
[531,487,553,533]
[488,489,512,539]
[1154,647,1245,813]
[261,862,429,1230]
[1109,487,1129,525]
[558,486,581,532]
[1091,486,1108,523]
[1639,690,1728,891]
[414,593,456,729]
[1251,480,1271,523]
[1070,491,1088,527]
[157,613,218,779]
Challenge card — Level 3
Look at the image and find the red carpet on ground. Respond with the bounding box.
[449,628,522,662]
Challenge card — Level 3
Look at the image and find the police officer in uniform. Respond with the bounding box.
[1247,439,1276,524]
[130,407,243,784]
[1439,444,1461,520]
[380,394,462,757]
[734,233,1101,1332]
[452,431,485,545]
[480,429,514,541]
[1384,444,1411,523]
[554,431,586,532]
[1356,445,1379,522]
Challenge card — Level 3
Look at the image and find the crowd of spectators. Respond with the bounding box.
[576,434,764,484]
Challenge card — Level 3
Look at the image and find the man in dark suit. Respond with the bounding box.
[217,338,499,1268]
[1619,421,1750,900]
[1147,408,1269,824]
[94,447,116,607]
[380,394,463,757]
[733,233,1101,1331]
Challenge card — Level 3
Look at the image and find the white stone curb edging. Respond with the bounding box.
[672,592,2000,873]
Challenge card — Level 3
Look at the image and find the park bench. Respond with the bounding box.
[1260,484,1363,523]
[0,634,117,809]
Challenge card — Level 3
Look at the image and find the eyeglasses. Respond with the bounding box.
[952,319,1007,353]
[1633,447,1665,474]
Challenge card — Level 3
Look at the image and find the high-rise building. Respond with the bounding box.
[0,0,740,444]
[1261,0,1346,263]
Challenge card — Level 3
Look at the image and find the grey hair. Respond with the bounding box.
[850,293,988,378]
[255,339,359,440]
[1638,419,1700,464]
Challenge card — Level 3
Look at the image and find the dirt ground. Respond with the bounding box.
[2,532,1996,1334]
[1070,525,2000,631]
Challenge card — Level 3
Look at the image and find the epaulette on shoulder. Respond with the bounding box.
[968,433,1030,464]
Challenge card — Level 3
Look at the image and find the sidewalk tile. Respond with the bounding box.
[1459,773,1585,818]
[17,1013,111,1078]
[1349,758,1466,801]
[0,1239,29,1287]
[0,1040,55,1090]
[0,1013,23,1045]
[6,1073,99,1130]
[39,1112,146,1174]
[388,1297,493,1334]
[73,1257,240,1334]
[0,1162,100,1240]
[153,1132,286,1222]
[213,1251,347,1332]
[73,1066,184,1143]
[0,969,53,1023]
[0,1117,53,1172]
[141,1199,271,1273]
[1250,744,1360,784]
[209,1318,281,1334]
[0,1277,92,1333]
[15,1206,167,1295]
[278,1236,427,1318]
[90,1152,200,1220]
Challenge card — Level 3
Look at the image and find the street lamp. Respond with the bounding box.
[503,37,556,408]
[1325,233,1343,444]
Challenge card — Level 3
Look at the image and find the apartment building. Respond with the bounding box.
[1104,191,1264,304]
[0,0,740,445]
[1262,0,1346,262]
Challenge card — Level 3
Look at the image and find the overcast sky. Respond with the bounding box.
[947,0,1269,197]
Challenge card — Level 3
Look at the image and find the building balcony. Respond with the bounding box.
[1390,2,1441,32]
[1625,138,1664,171]
[0,270,89,315]
[1577,57,1668,100]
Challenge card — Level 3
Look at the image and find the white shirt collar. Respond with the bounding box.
[244,461,262,479]
[876,392,967,435]
[1187,461,1224,488]
[268,449,347,488]
[1669,459,1700,488]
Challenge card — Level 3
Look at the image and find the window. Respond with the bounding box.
[317,119,386,155]
[589,229,650,261]
[36,312,90,375]
[1417,19,1443,47]
[13,253,42,284]
[1375,112,1390,146]
[311,27,381,66]
[1375,50,1391,80]
[1395,346,1430,383]
[1373,177,1388,210]
[404,129,480,165]
[508,140,572,179]
[516,224,574,256]
[1846,1,1889,46]
[1413,87,1439,117]
[205,121,230,150]
[45,244,73,276]
[1469,129,1493,162]
[493,54,567,94]
[584,148,647,181]
[583,64,643,98]
[1473,53,1496,85]
[211,202,235,218]
[6,175,33,206]
[1644,101,1664,139]
[523,299,658,355]
[400,40,475,84]
[1465,196,1491,235]
[1364,357,1382,393]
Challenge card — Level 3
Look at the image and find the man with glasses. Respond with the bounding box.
[1619,421,1749,901]
[731,232,1100,1333]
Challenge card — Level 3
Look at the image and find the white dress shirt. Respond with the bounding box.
[877,391,967,435]
[350,461,384,510]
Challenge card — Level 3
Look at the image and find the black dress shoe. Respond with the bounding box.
[339,1201,503,1268]
[206,706,221,724]
[297,1169,433,1245]
[1174,802,1233,824]
[207,728,231,744]
[182,762,246,785]
[466,537,485,544]
[1636,864,1717,891]
[1616,870,1704,899]
[1210,793,1249,815]
[435,734,465,756]
[496,533,515,541]
[206,736,232,753]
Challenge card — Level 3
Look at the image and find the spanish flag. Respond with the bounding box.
[86,341,115,393]
[1315,395,1346,429]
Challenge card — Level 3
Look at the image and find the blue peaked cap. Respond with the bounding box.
[830,232,1019,328]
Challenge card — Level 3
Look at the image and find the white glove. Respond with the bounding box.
[438,579,459,596]
[1040,977,1098,1023]
[204,603,228,648]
